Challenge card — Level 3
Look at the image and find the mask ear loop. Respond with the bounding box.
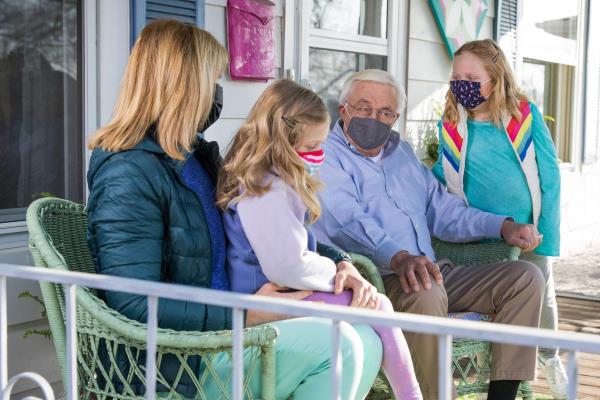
[480,78,493,99]
[342,102,353,119]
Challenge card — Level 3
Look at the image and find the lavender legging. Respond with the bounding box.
[304,290,422,400]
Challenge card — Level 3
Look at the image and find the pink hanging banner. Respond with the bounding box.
[227,0,276,82]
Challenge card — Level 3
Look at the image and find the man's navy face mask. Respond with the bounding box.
[344,108,393,150]
[450,79,491,110]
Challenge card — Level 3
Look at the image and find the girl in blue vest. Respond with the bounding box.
[218,79,422,400]
[432,39,566,399]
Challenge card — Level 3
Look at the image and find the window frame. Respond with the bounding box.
[0,0,86,225]
[296,0,408,134]
[516,0,591,170]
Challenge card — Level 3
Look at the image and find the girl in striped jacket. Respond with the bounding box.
[432,39,566,399]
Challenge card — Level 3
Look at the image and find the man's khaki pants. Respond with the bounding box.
[383,260,544,400]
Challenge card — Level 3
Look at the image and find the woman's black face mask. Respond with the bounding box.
[200,84,223,132]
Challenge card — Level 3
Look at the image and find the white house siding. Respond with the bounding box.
[203,0,286,153]
[559,164,600,256]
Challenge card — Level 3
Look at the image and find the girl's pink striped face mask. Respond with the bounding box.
[296,149,325,175]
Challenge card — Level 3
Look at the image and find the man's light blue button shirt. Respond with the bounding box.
[312,121,509,276]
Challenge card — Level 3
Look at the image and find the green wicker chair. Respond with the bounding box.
[351,239,533,400]
[26,198,278,400]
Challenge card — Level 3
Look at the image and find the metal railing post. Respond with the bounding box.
[232,307,245,400]
[567,350,578,400]
[64,284,77,400]
[331,320,342,400]
[145,296,158,400]
[438,334,452,400]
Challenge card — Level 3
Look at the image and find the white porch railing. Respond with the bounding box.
[1,262,600,400]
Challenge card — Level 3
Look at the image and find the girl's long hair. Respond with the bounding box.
[217,79,329,223]
[444,39,528,126]
[88,20,228,160]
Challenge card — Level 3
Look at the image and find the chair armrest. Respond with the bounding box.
[348,253,387,294]
[431,238,521,267]
[76,286,279,352]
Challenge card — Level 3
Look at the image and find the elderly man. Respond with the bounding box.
[313,69,544,400]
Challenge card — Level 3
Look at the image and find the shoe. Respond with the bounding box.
[539,354,568,399]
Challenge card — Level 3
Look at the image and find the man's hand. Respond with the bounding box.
[500,219,542,252]
[246,283,313,327]
[334,261,380,309]
[390,251,443,294]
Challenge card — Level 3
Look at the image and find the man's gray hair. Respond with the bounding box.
[339,69,407,112]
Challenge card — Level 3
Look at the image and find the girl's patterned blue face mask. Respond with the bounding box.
[450,79,491,110]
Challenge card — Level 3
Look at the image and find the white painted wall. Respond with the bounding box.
[203,0,286,152]
[559,164,600,256]
[97,0,131,128]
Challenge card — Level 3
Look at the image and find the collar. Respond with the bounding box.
[134,127,213,180]
[131,125,166,154]
[132,126,206,158]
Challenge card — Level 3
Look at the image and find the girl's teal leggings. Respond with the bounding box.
[205,316,383,399]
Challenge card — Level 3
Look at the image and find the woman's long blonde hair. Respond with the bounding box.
[88,20,228,160]
[217,79,329,223]
[443,39,528,126]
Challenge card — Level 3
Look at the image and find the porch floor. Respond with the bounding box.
[531,295,600,399]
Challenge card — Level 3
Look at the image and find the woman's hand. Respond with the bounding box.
[245,282,312,327]
[334,261,380,310]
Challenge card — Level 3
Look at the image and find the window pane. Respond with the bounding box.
[521,0,578,65]
[519,0,579,164]
[521,61,547,115]
[309,48,387,124]
[0,0,82,222]
[522,59,575,163]
[311,0,388,38]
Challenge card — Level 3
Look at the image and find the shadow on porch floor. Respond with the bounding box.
[529,294,600,400]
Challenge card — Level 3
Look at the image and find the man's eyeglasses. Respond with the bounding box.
[345,101,398,125]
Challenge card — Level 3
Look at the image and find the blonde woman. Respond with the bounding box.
[218,79,422,400]
[87,20,382,399]
[433,39,565,399]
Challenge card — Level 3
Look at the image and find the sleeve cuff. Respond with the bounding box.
[336,253,352,264]
[317,242,352,264]
[373,240,403,267]
[484,215,511,239]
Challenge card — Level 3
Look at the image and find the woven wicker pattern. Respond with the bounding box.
[352,243,532,400]
[432,238,530,398]
[431,237,522,267]
[26,198,278,399]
